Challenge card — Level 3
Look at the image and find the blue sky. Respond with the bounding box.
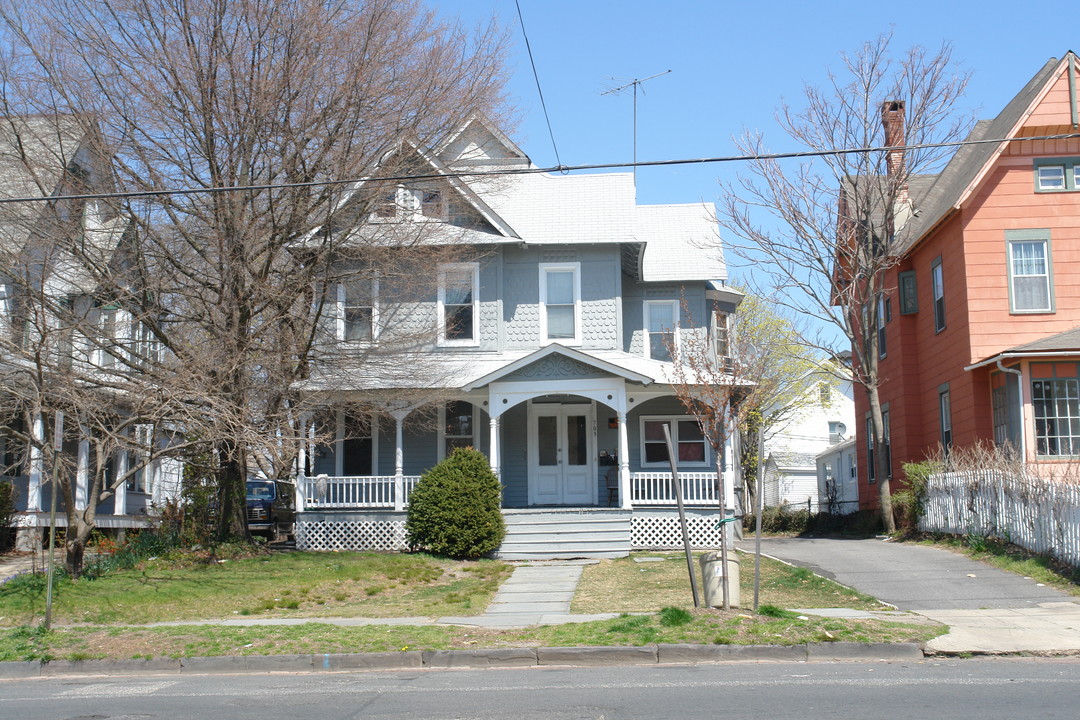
[439,0,1077,285]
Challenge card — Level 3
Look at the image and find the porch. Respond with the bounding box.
[294,471,727,558]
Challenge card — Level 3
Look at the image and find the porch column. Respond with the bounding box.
[618,409,631,509]
[489,416,501,481]
[27,412,44,512]
[113,449,128,516]
[393,412,406,511]
[75,434,89,510]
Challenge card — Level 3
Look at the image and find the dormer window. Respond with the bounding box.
[372,185,447,221]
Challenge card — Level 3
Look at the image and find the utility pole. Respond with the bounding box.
[601,69,671,182]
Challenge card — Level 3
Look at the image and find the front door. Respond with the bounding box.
[529,403,595,505]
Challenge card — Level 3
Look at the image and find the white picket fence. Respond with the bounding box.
[921,470,1080,567]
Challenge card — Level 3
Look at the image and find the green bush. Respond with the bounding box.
[405,447,505,559]
[894,460,940,536]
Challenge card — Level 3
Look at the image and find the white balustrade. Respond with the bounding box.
[630,472,719,506]
[302,475,420,509]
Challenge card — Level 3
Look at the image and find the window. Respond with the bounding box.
[126,425,153,494]
[438,263,478,345]
[539,263,580,343]
[640,417,709,467]
[865,416,876,483]
[1033,377,1080,456]
[877,296,888,357]
[931,258,945,332]
[712,310,730,367]
[338,278,377,342]
[644,300,678,361]
[882,410,892,479]
[419,189,446,219]
[898,270,918,315]
[1006,230,1053,313]
[1034,157,1080,192]
[341,411,373,476]
[442,400,474,458]
[939,387,952,451]
[96,304,120,368]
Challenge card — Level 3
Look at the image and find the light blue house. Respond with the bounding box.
[294,118,742,558]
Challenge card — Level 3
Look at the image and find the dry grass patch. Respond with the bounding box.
[572,551,888,614]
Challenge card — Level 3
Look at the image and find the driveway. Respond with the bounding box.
[741,537,1071,610]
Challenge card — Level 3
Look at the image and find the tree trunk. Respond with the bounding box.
[866,385,896,533]
[216,450,249,541]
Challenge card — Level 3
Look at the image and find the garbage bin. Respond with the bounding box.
[699,551,740,608]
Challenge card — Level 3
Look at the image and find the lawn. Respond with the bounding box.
[0,547,944,662]
[0,551,512,626]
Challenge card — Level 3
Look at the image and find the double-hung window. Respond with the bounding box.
[877,296,888,357]
[644,300,678,361]
[1006,230,1053,313]
[438,263,479,345]
[338,278,377,342]
[126,425,153,494]
[540,263,580,343]
[939,386,952,451]
[865,416,876,483]
[640,417,708,467]
[442,400,475,459]
[931,258,945,332]
[712,310,730,367]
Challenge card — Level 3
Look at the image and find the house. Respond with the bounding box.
[854,52,1080,508]
[760,366,855,513]
[0,116,181,549]
[292,117,743,559]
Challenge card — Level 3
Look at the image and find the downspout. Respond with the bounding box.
[997,360,1026,462]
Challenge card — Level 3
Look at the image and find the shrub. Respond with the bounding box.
[894,460,940,536]
[0,480,16,551]
[406,447,505,559]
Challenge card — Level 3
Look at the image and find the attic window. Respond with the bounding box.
[420,189,446,219]
[1034,158,1080,192]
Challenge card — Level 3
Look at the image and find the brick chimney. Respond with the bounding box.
[881,100,908,203]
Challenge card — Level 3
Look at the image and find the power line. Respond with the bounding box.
[2,131,1079,205]
[514,0,562,169]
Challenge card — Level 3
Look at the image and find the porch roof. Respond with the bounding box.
[966,325,1080,371]
[461,343,654,390]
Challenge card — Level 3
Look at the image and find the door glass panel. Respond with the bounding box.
[566,414,587,466]
[538,415,558,466]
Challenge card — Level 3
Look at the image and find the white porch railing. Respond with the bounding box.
[298,471,720,510]
[630,472,719,506]
[301,475,421,509]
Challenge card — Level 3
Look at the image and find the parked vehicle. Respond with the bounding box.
[245,479,295,541]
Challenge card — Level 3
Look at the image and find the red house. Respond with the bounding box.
[857,52,1080,507]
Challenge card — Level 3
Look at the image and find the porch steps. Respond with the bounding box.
[495,510,631,561]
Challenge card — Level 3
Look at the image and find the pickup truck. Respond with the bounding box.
[245,479,295,541]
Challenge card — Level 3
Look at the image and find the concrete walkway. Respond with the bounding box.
[439,560,620,629]
[743,537,1080,655]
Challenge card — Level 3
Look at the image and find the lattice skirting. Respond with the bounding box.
[631,511,724,549]
[297,509,727,552]
[296,515,408,552]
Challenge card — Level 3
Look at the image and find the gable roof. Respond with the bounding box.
[897,55,1067,254]
[461,343,654,390]
[437,115,530,168]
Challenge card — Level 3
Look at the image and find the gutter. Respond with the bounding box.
[964,350,1080,372]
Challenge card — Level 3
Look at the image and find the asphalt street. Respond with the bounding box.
[3,658,1079,720]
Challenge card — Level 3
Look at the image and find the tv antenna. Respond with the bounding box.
[601,69,671,181]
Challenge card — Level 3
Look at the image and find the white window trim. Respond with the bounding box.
[539,262,582,345]
[334,410,378,476]
[1006,231,1054,314]
[437,262,479,346]
[644,299,680,361]
[639,415,711,469]
[336,277,379,343]
[712,309,730,366]
[127,424,154,494]
[438,400,476,462]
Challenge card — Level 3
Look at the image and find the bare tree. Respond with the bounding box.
[0,0,511,544]
[718,34,971,531]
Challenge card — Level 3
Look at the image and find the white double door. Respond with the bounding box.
[528,402,595,505]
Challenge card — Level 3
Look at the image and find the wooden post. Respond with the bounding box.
[662,423,700,608]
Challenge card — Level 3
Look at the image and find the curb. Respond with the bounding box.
[0,642,925,678]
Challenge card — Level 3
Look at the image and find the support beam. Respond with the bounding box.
[618,410,631,509]
[489,416,501,481]
[27,412,44,512]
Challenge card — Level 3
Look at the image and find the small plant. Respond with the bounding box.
[758,604,797,618]
[658,606,693,627]
[405,447,505,559]
[893,460,940,535]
